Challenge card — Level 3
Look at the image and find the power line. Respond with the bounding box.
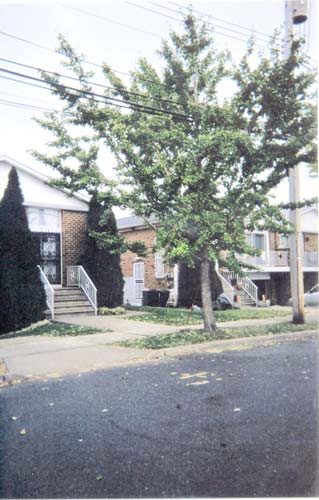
[0,30,165,89]
[150,1,272,43]
[0,57,179,108]
[0,97,55,112]
[168,1,274,41]
[56,2,162,39]
[127,2,269,47]
[0,67,189,120]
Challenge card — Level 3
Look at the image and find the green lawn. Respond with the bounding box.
[124,306,290,326]
[0,320,106,339]
[118,321,318,350]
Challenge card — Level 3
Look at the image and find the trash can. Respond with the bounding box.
[159,289,170,307]
[142,289,150,306]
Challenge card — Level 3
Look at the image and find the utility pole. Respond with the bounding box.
[284,0,308,324]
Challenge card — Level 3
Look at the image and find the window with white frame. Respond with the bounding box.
[155,249,165,279]
[279,234,289,249]
[26,208,60,232]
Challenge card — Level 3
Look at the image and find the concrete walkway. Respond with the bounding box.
[0,309,317,387]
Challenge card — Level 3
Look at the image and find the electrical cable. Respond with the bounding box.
[0,56,179,107]
[127,2,265,46]
[149,1,273,43]
[0,67,189,120]
[0,97,55,112]
[168,0,274,40]
[56,2,162,39]
[0,30,166,88]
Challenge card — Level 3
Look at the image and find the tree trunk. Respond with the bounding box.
[200,254,217,333]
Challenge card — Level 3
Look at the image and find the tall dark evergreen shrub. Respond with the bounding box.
[178,261,223,308]
[0,168,46,334]
[80,193,124,307]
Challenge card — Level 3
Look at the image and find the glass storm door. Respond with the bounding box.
[37,233,61,285]
[133,261,144,302]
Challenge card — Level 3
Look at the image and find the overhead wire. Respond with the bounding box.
[167,0,274,41]
[0,30,168,89]
[0,97,55,112]
[149,1,273,43]
[56,2,162,39]
[127,2,316,69]
[0,67,189,120]
[127,1,266,46]
[0,56,179,107]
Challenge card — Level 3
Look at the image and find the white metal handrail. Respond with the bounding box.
[67,266,97,315]
[37,265,55,319]
[242,276,259,305]
[219,269,258,306]
[215,266,234,306]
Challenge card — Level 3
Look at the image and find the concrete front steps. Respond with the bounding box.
[234,289,256,307]
[53,287,95,317]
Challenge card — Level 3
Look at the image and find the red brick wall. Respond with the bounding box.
[121,227,170,289]
[61,210,88,285]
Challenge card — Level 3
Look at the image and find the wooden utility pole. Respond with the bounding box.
[284,0,307,324]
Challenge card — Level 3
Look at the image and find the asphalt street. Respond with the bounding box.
[0,337,318,498]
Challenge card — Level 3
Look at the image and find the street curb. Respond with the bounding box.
[0,329,317,389]
[144,329,319,360]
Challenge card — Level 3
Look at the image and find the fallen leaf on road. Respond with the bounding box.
[20,428,27,435]
[186,380,209,386]
[180,372,208,380]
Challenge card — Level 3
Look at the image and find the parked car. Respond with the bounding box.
[288,284,319,307]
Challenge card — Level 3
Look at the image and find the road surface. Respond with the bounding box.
[0,336,318,498]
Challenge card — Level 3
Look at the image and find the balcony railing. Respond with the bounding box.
[238,251,318,269]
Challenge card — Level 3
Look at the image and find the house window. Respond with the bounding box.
[254,234,265,251]
[279,234,289,249]
[27,208,60,232]
[155,250,165,279]
[246,232,265,250]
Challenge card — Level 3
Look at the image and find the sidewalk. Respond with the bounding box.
[0,310,317,387]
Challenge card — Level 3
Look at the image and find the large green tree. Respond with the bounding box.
[33,14,316,333]
[0,168,46,334]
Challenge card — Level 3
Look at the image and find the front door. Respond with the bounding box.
[133,260,144,305]
[35,233,61,285]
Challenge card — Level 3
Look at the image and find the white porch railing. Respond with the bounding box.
[238,251,318,269]
[215,266,234,306]
[219,269,259,306]
[37,265,55,319]
[67,266,97,315]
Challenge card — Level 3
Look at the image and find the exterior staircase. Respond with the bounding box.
[38,265,97,319]
[232,288,256,307]
[53,288,96,316]
[215,265,259,308]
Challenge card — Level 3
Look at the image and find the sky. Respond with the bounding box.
[0,0,317,216]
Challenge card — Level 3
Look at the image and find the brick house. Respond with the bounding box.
[0,156,89,288]
[2,156,317,310]
[118,210,318,307]
[118,216,178,306]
